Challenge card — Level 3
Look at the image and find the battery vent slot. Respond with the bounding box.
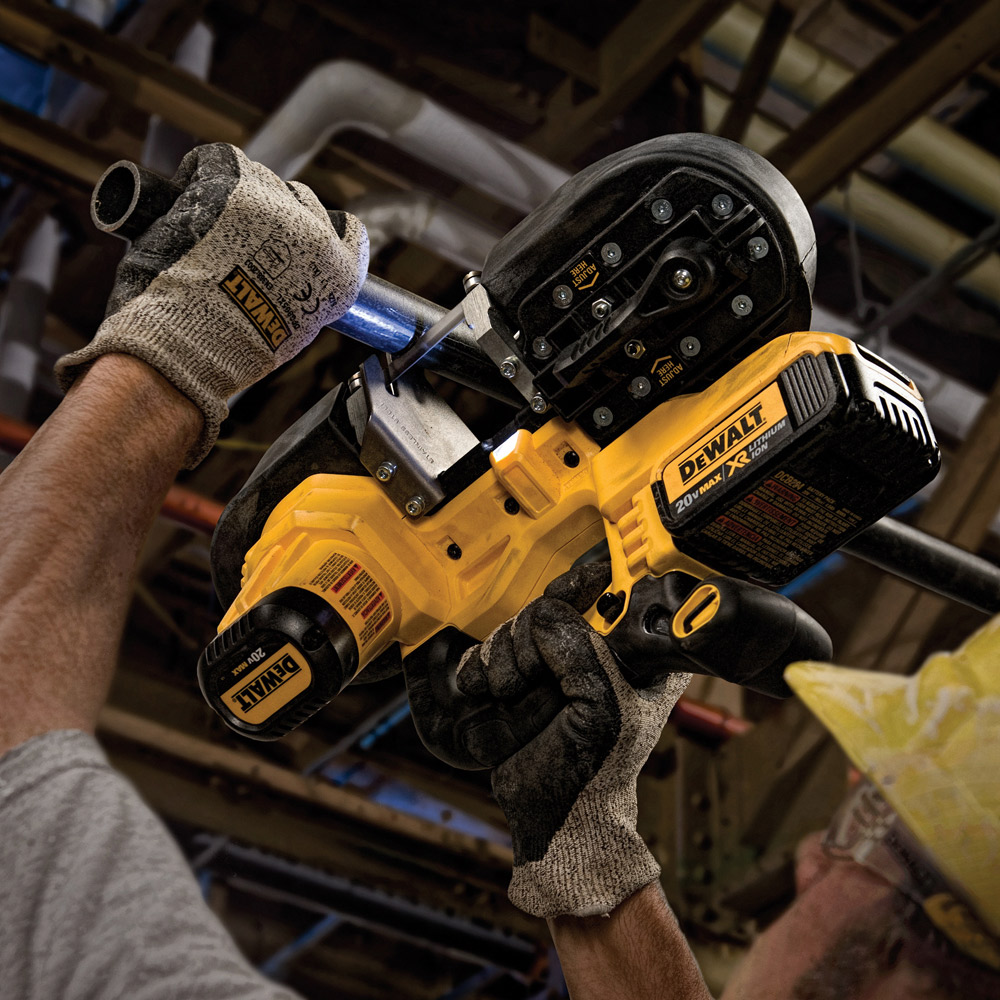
[874,383,932,448]
[780,354,829,425]
[207,614,250,661]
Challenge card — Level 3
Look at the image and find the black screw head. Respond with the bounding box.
[596,591,626,622]
[563,450,580,468]
[446,543,462,560]
[504,497,520,515]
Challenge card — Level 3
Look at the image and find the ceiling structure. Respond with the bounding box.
[1,1,999,996]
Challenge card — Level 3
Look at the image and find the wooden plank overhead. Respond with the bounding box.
[0,0,262,145]
[0,98,124,191]
[767,0,1000,203]
[99,705,514,875]
[716,1,796,143]
[528,0,730,160]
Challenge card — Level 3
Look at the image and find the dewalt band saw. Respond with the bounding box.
[91,134,942,754]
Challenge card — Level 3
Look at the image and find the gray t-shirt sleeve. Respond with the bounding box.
[0,730,303,1000]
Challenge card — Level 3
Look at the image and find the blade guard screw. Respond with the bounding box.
[629,376,652,398]
[552,284,573,308]
[593,406,614,428]
[747,237,769,260]
[680,336,701,357]
[405,496,426,517]
[712,193,734,217]
[650,198,673,222]
[600,242,622,264]
[671,268,694,291]
[731,294,754,317]
[499,356,520,379]
[530,394,548,413]
[532,336,553,358]
[375,461,396,482]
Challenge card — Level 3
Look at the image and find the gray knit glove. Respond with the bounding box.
[56,142,369,465]
[459,565,691,918]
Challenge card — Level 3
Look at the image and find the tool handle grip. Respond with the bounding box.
[608,574,831,698]
[404,574,831,769]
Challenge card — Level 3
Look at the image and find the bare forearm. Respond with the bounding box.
[0,353,201,750]
[548,882,714,1000]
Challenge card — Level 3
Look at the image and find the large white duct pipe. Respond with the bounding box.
[349,192,502,271]
[703,87,1000,305]
[142,21,216,175]
[240,51,999,317]
[243,60,568,212]
[0,0,119,423]
[0,217,61,418]
[705,3,1000,218]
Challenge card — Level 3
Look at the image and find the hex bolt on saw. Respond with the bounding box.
[91,134,997,760]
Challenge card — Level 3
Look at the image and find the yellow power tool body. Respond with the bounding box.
[201,332,937,741]
[197,134,939,744]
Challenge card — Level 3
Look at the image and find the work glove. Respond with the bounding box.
[408,564,691,919]
[55,142,369,466]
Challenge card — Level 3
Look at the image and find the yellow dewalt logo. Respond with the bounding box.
[222,643,311,724]
[679,403,765,484]
[663,382,788,497]
[220,266,289,351]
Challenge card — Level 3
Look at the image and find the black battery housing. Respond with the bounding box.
[197,587,359,740]
[654,345,941,587]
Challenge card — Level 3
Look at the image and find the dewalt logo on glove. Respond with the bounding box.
[220,266,289,350]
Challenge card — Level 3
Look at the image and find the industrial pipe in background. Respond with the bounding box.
[0,216,60,421]
[0,14,217,436]
[349,191,502,271]
[141,21,215,176]
[242,60,569,212]
[0,0,122,429]
[705,3,1000,219]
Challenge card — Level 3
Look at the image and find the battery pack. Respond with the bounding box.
[653,344,940,586]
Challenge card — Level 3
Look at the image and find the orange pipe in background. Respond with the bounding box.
[0,413,224,534]
[672,696,753,740]
[2,412,753,740]
[0,413,33,452]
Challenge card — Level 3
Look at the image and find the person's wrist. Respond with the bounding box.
[76,352,203,459]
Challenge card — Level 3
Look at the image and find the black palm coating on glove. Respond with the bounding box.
[541,561,611,611]
[488,597,622,864]
[406,562,690,917]
[403,562,615,770]
[104,144,240,319]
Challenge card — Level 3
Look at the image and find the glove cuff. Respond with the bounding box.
[55,294,268,467]
[508,818,661,918]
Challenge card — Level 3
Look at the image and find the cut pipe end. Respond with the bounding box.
[91,161,142,234]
